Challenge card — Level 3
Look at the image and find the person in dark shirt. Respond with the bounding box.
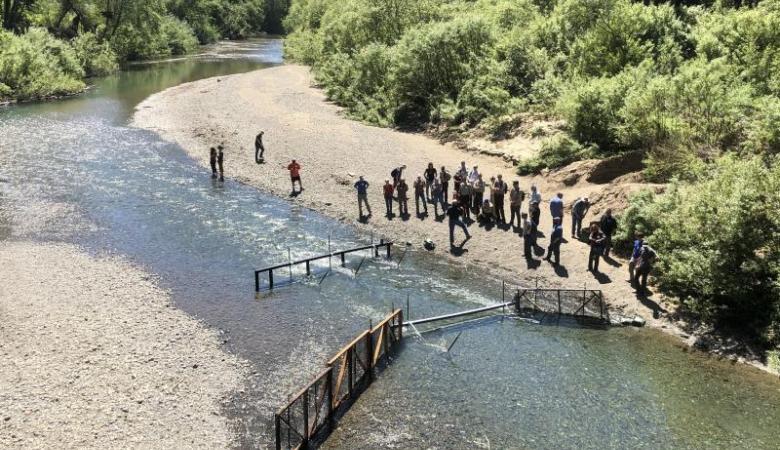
[413,176,428,216]
[544,217,563,266]
[440,166,451,204]
[599,209,618,257]
[396,179,409,217]
[588,222,606,273]
[447,201,471,247]
[493,175,507,224]
[354,176,371,218]
[209,147,217,178]
[424,163,437,201]
[391,165,406,187]
[255,131,265,163]
[217,145,225,182]
[571,197,590,239]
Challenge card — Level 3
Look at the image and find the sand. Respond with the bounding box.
[132,64,672,326]
[0,241,247,449]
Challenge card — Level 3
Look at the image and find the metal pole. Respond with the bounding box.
[406,294,410,321]
[255,271,260,292]
[302,390,310,446]
[269,270,274,290]
[275,414,282,450]
[328,233,332,270]
[288,247,293,283]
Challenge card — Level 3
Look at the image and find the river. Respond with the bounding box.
[0,38,778,449]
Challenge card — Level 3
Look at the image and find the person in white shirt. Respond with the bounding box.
[467,165,480,185]
[529,184,542,204]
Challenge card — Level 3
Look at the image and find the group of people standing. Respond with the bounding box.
[212,134,656,295]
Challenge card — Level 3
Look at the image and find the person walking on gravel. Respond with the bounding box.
[493,175,508,224]
[545,217,563,266]
[431,177,444,217]
[354,176,371,218]
[287,159,302,193]
[254,131,265,163]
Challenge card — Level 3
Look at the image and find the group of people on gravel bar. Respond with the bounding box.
[211,135,657,295]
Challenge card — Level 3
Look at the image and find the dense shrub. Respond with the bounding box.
[516,134,593,174]
[617,156,780,347]
[71,32,118,77]
[0,28,85,100]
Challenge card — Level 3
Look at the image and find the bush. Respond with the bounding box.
[516,134,593,174]
[622,156,780,347]
[71,32,119,77]
[161,15,199,55]
[0,28,85,100]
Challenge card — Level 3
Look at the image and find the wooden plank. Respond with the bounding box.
[332,354,348,408]
[372,326,384,365]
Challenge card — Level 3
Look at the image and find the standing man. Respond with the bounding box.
[529,184,542,205]
[287,159,302,193]
[571,197,590,239]
[509,181,525,230]
[413,176,428,216]
[209,147,218,179]
[545,217,563,266]
[396,178,409,217]
[391,165,406,187]
[529,200,541,235]
[447,200,471,248]
[634,243,657,295]
[431,177,444,217]
[424,163,437,201]
[440,166,452,205]
[383,180,395,217]
[354,176,371,218]
[468,165,480,186]
[254,131,265,163]
[599,209,618,257]
[588,222,606,273]
[458,180,472,220]
[493,175,507,224]
[473,174,486,215]
[217,145,225,182]
[522,212,533,259]
[628,232,645,282]
[550,192,564,222]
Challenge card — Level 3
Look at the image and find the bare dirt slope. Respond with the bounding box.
[0,241,246,449]
[133,64,671,325]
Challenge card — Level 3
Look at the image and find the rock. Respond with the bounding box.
[586,151,645,184]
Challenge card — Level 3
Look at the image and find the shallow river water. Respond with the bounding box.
[1,39,778,449]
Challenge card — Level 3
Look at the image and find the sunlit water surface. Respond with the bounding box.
[0,39,778,449]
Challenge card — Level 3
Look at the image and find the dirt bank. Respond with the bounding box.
[0,241,247,448]
[132,64,669,326]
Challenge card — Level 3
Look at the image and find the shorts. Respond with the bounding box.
[291,175,301,182]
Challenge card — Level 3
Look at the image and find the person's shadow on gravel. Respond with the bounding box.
[525,257,541,270]
[592,271,612,284]
[553,264,569,278]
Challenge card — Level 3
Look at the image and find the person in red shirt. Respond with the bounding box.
[287,159,302,193]
[383,180,395,217]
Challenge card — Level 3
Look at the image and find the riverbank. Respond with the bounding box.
[0,241,247,448]
[132,65,775,372]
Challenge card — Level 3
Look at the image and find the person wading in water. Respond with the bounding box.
[217,145,225,182]
[255,131,265,163]
[209,147,218,179]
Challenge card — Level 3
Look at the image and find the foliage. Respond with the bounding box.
[0,0,273,101]
[619,156,780,348]
[0,27,85,100]
[71,32,118,77]
[516,134,593,174]
[284,0,780,181]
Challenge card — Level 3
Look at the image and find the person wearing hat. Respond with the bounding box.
[571,196,591,239]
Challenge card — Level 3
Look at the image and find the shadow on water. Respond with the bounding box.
[1,38,780,450]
